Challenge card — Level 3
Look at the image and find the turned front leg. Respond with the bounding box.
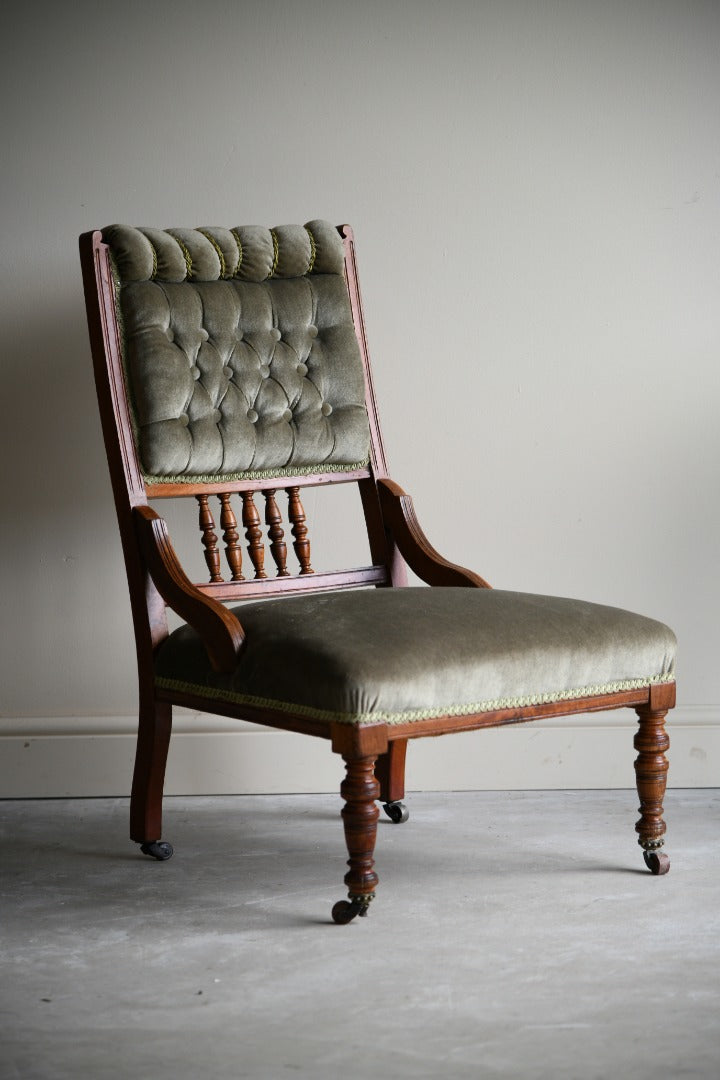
[332,755,380,923]
[634,705,670,875]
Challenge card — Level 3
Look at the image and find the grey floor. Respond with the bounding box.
[1,790,719,1080]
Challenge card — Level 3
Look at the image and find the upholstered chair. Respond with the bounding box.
[80,221,676,923]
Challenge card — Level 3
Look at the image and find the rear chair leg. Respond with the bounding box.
[332,755,380,924]
[130,697,174,861]
[634,705,670,875]
[375,739,409,823]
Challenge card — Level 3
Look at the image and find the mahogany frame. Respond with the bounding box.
[79,224,675,922]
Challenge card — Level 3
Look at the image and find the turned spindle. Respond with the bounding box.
[217,493,244,581]
[196,495,223,583]
[241,492,267,579]
[634,705,670,873]
[331,755,380,923]
[264,489,290,577]
[286,486,313,575]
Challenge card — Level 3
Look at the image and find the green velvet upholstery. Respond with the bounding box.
[154,588,676,727]
[103,222,370,481]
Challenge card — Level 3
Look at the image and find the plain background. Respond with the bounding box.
[1,0,718,793]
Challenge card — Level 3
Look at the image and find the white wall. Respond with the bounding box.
[1,0,718,794]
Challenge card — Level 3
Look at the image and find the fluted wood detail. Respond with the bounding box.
[340,755,380,898]
[264,489,290,577]
[218,493,244,581]
[634,706,670,849]
[287,486,313,575]
[241,492,267,579]
[196,495,223,583]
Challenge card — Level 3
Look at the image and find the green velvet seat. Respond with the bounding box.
[80,219,678,924]
[156,588,675,727]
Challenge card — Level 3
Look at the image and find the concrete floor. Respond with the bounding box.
[1,790,718,1080]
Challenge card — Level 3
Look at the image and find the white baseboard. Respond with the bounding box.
[1,706,716,797]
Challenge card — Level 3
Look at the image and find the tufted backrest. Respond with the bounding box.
[104,221,371,484]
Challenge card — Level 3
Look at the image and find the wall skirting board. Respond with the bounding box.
[0,706,716,797]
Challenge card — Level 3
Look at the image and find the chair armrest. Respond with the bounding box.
[134,505,245,673]
[377,479,490,588]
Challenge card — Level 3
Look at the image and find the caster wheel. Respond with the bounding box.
[383,800,409,824]
[643,850,670,875]
[331,900,358,925]
[140,841,174,861]
[331,894,373,924]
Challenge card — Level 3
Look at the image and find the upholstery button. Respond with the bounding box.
[270,328,281,341]
[296,363,308,376]
[259,364,271,378]
[213,409,222,423]
[166,329,175,342]
[308,325,318,338]
[223,366,233,378]
[179,413,189,427]
[247,408,258,423]
[190,366,201,380]
[321,402,333,416]
[282,408,293,423]
[199,329,209,341]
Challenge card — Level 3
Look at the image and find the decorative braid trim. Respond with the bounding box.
[147,239,158,282]
[305,226,317,274]
[269,229,279,277]
[230,229,243,275]
[198,229,227,278]
[155,673,675,728]
[171,234,194,279]
[143,459,370,484]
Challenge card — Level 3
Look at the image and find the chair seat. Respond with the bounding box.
[155,588,676,727]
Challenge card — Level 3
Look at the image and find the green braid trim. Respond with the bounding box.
[269,229,279,277]
[143,458,370,484]
[155,673,675,728]
[146,238,158,281]
[230,229,243,276]
[171,235,194,279]
[305,226,317,274]
[198,230,228,278]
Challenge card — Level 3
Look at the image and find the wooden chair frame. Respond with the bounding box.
[80,225,674,923]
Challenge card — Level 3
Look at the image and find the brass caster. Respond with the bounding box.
[643,849,670,875]
[331,894,374,924]
[383,800,409,824]
[140,841,174,861]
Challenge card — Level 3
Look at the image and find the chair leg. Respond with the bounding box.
[375,739,410,823]
[634,704,670,875]
[331,754,380,924]
[130,696,174,860]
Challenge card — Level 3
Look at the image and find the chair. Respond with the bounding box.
[79,221,676,923]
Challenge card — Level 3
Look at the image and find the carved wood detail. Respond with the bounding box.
[241,491,267,579]
[264,489,290,577]
[634,705,670,850]
[218,493,244,581]
[196,495,223,583]
[133,505,244,673]
[340,755,380,900]
[286,486,313,575]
